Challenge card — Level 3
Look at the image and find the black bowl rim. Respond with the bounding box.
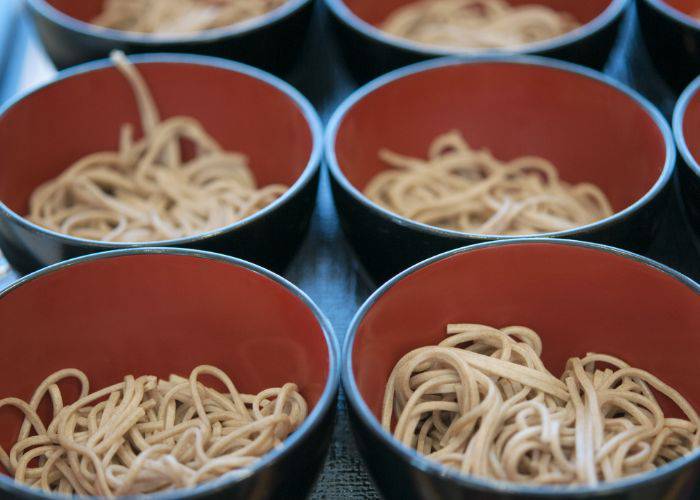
[0,246,341,499]
[324,0,630,57]
[26,0,313,44]
[342,237,700,497]
[325,55,676,242]
[0,52,323,249]
[673,73,700,180]
[640,0,700,32]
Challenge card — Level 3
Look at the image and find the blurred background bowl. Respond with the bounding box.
[0,53,322,275]
[673,75,700,240]
[26,0,315,74]
[344,239,700,500]
[637,0,700,93]
[325,0,630,83]
[0,247,339,499]
[326,57,675,283]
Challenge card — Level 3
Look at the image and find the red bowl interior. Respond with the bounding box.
[42,0,134,23]
[334,62,667,215]
[342,0,614,27]
[662,0,700,17]
[352,242,700,421]
[0,252,330,476]
[683,85,700,166]
[0,60,313,215]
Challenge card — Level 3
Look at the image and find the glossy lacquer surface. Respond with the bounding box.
[327,58,675,283]
[345,240,700,500]
[0,249,340,499]
[674,76,700,239]
[27,0,315,73]
[0,54,322,275]
[1,2,700,498]
[637,0,700,92]
[325,0,629,82]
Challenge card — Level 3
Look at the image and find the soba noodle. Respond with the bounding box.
[27,51,288,242]
[381,0,580,50]
[92,0,288,34]
[0,365,307,496]
[383,324,699,485]
[364,130,613,235]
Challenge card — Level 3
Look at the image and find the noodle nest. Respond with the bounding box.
[364,130,613,235]
[383,323,700,485]
[381,0,580,50]
[92,0,288,34]
[0,365,307,496]
[27,51,288,243]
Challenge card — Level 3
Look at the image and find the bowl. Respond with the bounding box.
[326,57,675,283]
[343,238,700,500]
[0,53,323,275]
[26,0,315,73]
[0,247,340,499]
[637,0,700,93]
[673,75,700,242]
[325,0,630,82]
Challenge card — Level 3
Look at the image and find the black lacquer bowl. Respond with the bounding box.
[325,0,630,82]
[344,239,700,500]
[0,248,340,499]
[326,57,676,283]
[673,75,700,241]
[637,0,700,93]
[0,53,323,275]
[26,0,315,73]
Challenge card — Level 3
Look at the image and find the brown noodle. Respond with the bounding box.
[27,51,287,242]
[92,0,288,34]
[0,365,307,496]
[381,0,580,50]
[364,130,613,235]
[383,324,699,485]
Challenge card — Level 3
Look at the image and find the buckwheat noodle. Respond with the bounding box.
[27,51,288,242]
[383,324,700,485]
[0,365,307,496]
[381,0,580,49]
[364,130,613,235]
[93,0,288,34]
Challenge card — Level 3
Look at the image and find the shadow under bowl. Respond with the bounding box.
[673,74,700,243]
[0,248,340,499]
[344,238,700,500]
[26,0,315,74]
[326,56,675,283]
[325,0,630,83]
[636,0,700,93]
[0,53,323,276]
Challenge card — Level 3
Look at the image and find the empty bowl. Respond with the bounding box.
[0,53,322,275]
[637,0,700,92]
[344,238,700,499]
[326,57,675,283]
[325,0,630,82]
[26,0,315,73]
[0,247,340,499]
[673,74,700,241]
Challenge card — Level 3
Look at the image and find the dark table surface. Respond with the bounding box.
[0,1,698,498]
